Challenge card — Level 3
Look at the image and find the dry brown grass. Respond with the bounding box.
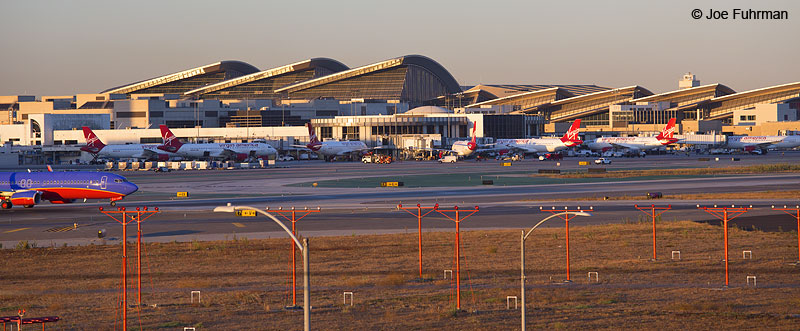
[1,221,799,329]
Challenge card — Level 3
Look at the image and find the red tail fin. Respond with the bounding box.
[560,119,582,146]
[657,118,677,140]
[80,126,105,153]
[467,122,477,150]
[157,125,183,153]
[306,123,322,150]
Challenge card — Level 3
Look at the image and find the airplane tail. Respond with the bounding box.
[560,119,583,146]
[306,123,322,149]
[157,125,183,153]
[467,122,477,150]
[657,118,676,139]
[80,126,106,153]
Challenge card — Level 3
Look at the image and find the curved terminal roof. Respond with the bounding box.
[465,87,574,110]
[102,60,259,95]
[274,55,462,99]
[705,81,800,120]
[183,58,348,97]
[543,85,654,121]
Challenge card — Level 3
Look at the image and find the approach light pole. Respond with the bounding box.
[634,204,672,260]
[539,206,593,282]
[521,211,592,331]
[397,203,439,280]
[697,204,752,287]
[214,204,311,331]
[267,206,321,308]
[771,205,800,263]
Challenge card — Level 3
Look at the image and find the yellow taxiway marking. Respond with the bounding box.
[4,227,30,233]
[232,222,246,228]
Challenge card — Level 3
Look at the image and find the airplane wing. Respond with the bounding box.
[608,143,641,151]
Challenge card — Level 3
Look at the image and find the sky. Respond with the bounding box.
[1,0,798,96]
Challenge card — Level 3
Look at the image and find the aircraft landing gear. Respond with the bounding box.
[1,200,12,209]
[23,205,34,208]
[110,201,116,206]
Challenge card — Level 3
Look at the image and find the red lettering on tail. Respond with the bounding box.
[80,126,106,153]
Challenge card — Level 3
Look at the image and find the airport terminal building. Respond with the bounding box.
[2,55,800,164]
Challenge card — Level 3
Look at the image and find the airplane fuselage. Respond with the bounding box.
[496,138,570,153]
[0,171,138,208]
[309,141,368,157]
[173,143,277,159]
[588,137,670,151]
[94,144,175,160]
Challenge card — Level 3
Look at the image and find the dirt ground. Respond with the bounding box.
[2,221,800,330]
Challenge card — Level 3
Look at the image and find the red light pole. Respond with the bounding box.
[771,205,800,263]
[539,206,592,282]
[397,203,438,279]
[99,206,160,330]
[697,205,751,286]
[435,205,479,310]
[634,204,671,260]
[267,206,321,308]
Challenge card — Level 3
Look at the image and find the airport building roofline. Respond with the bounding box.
[709,81,800,103]
[631,83,736,103]
[101,60,260,94]
[549,85,652,106]
[274,54,461,94]
[183,58,349,96]
[465,87,570,108]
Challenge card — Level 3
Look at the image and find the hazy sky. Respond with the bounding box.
[1,0,798,96]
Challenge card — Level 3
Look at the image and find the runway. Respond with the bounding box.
[2,153,800,247]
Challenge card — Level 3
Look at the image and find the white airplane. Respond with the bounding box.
[293,123,370,161]
[495,119,583,154]
[81,127,174,161]
[157,125,277,161]
[587,118,679,152]
[726,135,800,152]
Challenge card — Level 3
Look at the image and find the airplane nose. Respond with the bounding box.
[125,182,139,195]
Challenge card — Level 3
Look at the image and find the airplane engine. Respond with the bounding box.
[157,154,170,161]
[235,153,248,161]
[743,146,756,152]
[10,191,42,206]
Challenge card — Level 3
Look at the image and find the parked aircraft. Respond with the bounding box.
[587,118,679,152]
[81,127,173,161]
[0,170,138,209]
[726,135,800,152]
[292,123,370,161]
[157,125,277,161]
[495,119,583,154]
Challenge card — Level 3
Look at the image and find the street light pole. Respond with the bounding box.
[521,211,592,331]
[214,204,312,331]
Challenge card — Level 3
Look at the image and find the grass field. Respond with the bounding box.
[2,221,799,329]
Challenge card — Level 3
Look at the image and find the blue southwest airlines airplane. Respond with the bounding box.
[0,170,138,209]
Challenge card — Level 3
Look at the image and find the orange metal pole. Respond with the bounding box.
[565,215,571,281]
[291,211,297,307]
[454,210,461,310]
[137,212,142,306]
[417,206,423,279]
[122,212,127,331]
[651,207,657,260]
[723,208,729,286]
